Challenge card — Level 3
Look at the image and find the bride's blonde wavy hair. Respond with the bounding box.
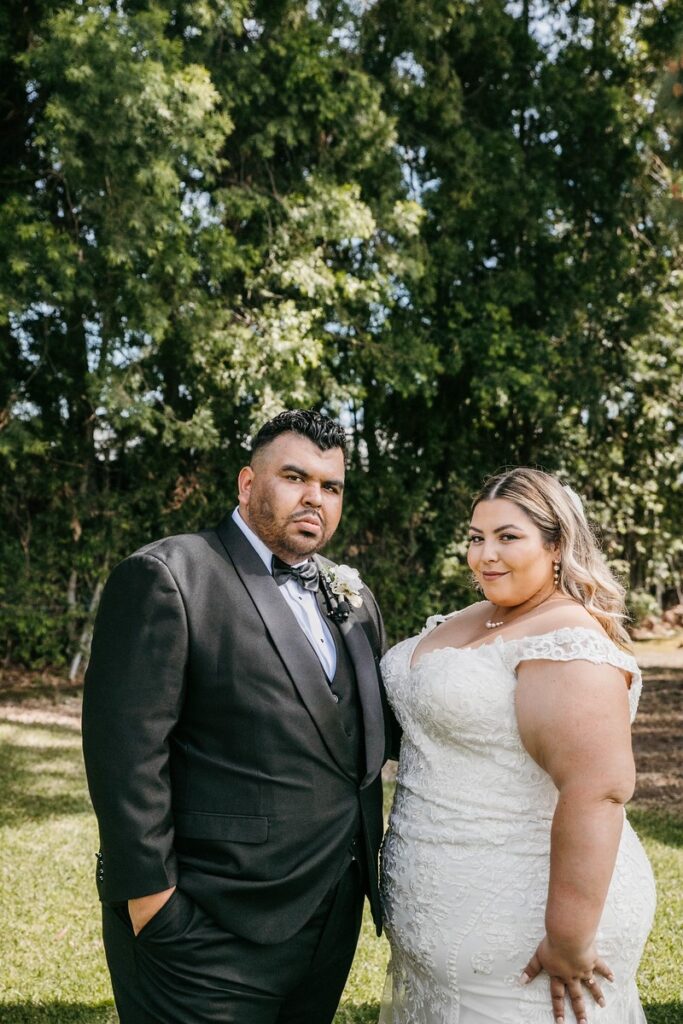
[472,468,631,648]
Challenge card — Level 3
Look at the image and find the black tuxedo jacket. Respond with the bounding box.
[82,515,397,943]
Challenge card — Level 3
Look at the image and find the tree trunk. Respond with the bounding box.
[68,579,104,682]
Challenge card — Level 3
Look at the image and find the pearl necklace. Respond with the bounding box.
[485,616,505,629]
[485,590,558,630]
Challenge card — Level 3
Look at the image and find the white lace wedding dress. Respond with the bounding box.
[379,620,656,1024]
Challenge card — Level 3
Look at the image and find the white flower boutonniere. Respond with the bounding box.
[320,563,364,622]
[324,564,364,607]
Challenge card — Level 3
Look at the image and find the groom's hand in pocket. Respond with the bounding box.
[128,885,176,936]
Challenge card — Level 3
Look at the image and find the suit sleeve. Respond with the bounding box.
[82,553,188,902]
[362,584,402,761]
[359,582,387,656]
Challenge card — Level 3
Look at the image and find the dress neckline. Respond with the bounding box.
[408,624,629,673]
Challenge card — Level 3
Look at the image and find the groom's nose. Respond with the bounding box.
[302,482,323,507]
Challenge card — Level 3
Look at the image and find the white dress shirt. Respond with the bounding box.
[231,508,337,679]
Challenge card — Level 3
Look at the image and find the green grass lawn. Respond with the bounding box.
[1,719,681,1023]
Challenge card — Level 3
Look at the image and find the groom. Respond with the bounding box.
[82,409,397,1024]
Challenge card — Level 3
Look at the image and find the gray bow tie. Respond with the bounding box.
[272,556,320,592]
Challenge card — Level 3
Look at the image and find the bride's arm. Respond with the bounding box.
[515,657,635,1024]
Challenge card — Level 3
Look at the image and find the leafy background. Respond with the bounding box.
[1,0,682,671]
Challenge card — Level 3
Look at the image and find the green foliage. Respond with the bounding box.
[629,589,666,626]
[0,0,681,665]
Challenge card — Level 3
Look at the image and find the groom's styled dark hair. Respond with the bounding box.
[251,410,347,461]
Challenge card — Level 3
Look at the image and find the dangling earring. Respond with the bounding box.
[553,560,561,589]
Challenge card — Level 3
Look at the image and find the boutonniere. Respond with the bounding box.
[319,563,364,623]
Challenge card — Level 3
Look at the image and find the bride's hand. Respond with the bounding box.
[520,935,614,1024]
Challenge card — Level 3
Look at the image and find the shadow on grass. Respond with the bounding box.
[0,722,91,826]
[0,1005,116,1023]
[644,1002,683,1024]
[335,1004,380,1024]
[629,807,683,849]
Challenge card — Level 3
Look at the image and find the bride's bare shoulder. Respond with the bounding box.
[417,601,492,651]
[426,601,491,637]
[441,601,490,625]
[533,599,607,638]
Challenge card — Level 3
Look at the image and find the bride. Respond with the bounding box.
[379,468,655,1024]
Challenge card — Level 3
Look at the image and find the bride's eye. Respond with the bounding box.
[468,536,483,544]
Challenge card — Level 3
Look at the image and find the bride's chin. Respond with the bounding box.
[482,591,521,608]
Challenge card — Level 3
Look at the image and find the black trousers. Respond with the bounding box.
[101,861,364,1024]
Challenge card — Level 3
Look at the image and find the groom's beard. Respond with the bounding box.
[247,498,333,560]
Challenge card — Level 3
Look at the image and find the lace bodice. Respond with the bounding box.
[392,618,642,711]
[382,621,641,853]
[379,617,654,1024]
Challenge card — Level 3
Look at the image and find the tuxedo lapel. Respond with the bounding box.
[314,566,385,788]
[338,615,386,787]
[216,517,357,779]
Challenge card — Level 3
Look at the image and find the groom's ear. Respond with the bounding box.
[237,465,254,505]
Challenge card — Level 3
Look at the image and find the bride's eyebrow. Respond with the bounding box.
[468,524,524,534]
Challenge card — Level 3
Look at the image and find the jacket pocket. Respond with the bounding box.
[174,811,268,844]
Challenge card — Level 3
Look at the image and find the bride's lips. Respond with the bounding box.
[482,571,509,580]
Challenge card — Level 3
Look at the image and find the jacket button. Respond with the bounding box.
[331,693,339,703]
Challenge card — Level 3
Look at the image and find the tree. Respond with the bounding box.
[349,0,682,635]
[1,0,681,667]
[0,1,422,665]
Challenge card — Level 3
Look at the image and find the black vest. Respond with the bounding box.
[322,612,365,781]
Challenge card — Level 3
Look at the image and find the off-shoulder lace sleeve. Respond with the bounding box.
[503,626,642,721]
[421,606,465,635]
[421,612,446,634]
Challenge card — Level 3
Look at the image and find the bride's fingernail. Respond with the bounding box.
[599,997,606,1007]
[520,972,530,985]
